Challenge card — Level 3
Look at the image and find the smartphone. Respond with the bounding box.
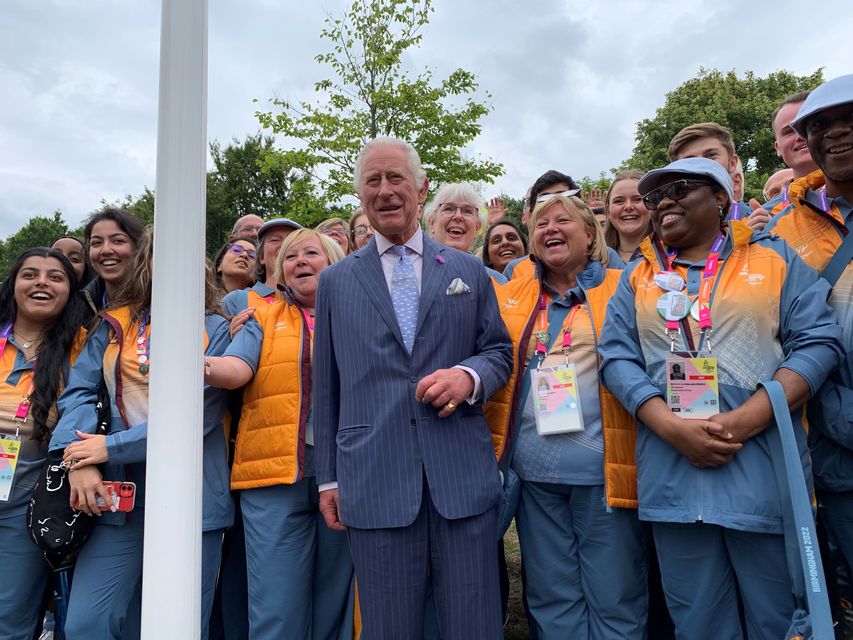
[94,481,136,512]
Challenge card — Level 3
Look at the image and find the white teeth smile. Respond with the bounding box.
[661,213,681,225]
[545,239,563,247]
[31,292,51,300]
[829,143,853,154]
[101,260,118,267]
[499,249,516,257]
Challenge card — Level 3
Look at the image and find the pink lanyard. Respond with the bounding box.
[0,324,35,432]
[662,233,725,341]
[534,293,581,365]
[302,309,315,334]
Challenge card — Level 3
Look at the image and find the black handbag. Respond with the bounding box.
[26,377,110,569]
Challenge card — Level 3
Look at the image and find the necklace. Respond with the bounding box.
[14,332,43,349]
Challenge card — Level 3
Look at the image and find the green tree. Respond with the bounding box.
[256,0,503,203]
[0,210,70,276]
[624,68,824,200]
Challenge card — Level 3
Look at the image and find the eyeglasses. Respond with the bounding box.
[535,189,581,204]
[236,224,261,235]
[438,203,479,219]
[642,180,714,211]
[354,225,372,237]
[228,244,257,260]
[322,226,347,238]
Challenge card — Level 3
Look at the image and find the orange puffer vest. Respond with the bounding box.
[486,257,639,508]
[230,297,311,490]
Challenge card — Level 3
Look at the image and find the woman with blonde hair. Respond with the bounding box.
[486,194,647,638]
[204,228,353,640]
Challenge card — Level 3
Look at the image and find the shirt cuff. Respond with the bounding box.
[454,365,482,404]
[318,481,338,493]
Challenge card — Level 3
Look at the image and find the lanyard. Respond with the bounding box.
[534,293,582,367]
[302,309,315,334]
[782,181,791,206]
[729,202,742,221]
[660,233,725,351]
[1,324,33,436]
[264,295,275,304]
[0,324,11,361]
[819,188,831,214]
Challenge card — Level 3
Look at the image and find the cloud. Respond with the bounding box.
[2,0,851,239]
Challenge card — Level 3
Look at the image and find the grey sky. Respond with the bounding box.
[2,0,851,238]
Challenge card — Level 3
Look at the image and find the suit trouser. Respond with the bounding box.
[0,512,50,640]
[515,481,648,640]
[347,490,502,640]
[241,479,354,640]
[652,522,795,640]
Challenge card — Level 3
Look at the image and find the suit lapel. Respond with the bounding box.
[352,238,407,351]
[415,237,446,336]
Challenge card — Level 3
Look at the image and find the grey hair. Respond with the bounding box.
[352,137,427,191]
[424,183,485,230]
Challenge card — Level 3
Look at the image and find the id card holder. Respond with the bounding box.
[666,357,720,419]
[531,364,584,435]
[0,433,22,502]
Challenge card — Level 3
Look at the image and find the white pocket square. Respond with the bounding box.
[446,278,471,295]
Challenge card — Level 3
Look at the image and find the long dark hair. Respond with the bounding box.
[0,248,87,441]
[212,237,257,292]
[482,220,528,270]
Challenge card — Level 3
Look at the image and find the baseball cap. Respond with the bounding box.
[258,218,302,239]
[790,74,853,137]
[637,157,734,203]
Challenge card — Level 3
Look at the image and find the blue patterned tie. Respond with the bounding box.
[390,244,419,352]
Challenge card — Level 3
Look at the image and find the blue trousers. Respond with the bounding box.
[64,511,146,640]
[201,528,225,640]
[819,490,853,576]
[515,481,648,639]
[0,513,51,640]
[347,493,502,640]
[64,510,224,640]
[652,522,795,640]
[241,479,354,640]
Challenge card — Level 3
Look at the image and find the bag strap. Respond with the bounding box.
[820,227,853,287]
[759,380,834,638]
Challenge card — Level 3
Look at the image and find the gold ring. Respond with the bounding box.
[445,401,456,411]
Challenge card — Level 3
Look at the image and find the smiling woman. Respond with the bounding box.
[425,183,484,254]
[202,227,354,639]
[0,247,86,640]
[598,157,844,639]
[81,208,145,318]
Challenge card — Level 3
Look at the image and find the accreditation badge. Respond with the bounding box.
[665,357,720,419]
[531,365,584,436]
[0,434,22,502]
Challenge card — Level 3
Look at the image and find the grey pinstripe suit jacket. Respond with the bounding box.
[313,235,513,529]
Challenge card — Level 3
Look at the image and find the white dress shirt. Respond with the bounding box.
[318,228,482,493]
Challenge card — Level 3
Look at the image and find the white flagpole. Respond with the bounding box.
[142,0,207,637]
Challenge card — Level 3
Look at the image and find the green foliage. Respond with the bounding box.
[0,210,70,277]
[256,0,503,203]
[624,68,824,201]
[577,173,613,193]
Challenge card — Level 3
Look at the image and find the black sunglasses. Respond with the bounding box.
[642,179,715,211]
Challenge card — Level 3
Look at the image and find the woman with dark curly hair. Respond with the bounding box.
[0,247,86,639]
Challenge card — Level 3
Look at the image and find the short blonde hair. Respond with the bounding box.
[272,228,345,287]
[528,195,609,265]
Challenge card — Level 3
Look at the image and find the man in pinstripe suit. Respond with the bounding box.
[314,137,513,639]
